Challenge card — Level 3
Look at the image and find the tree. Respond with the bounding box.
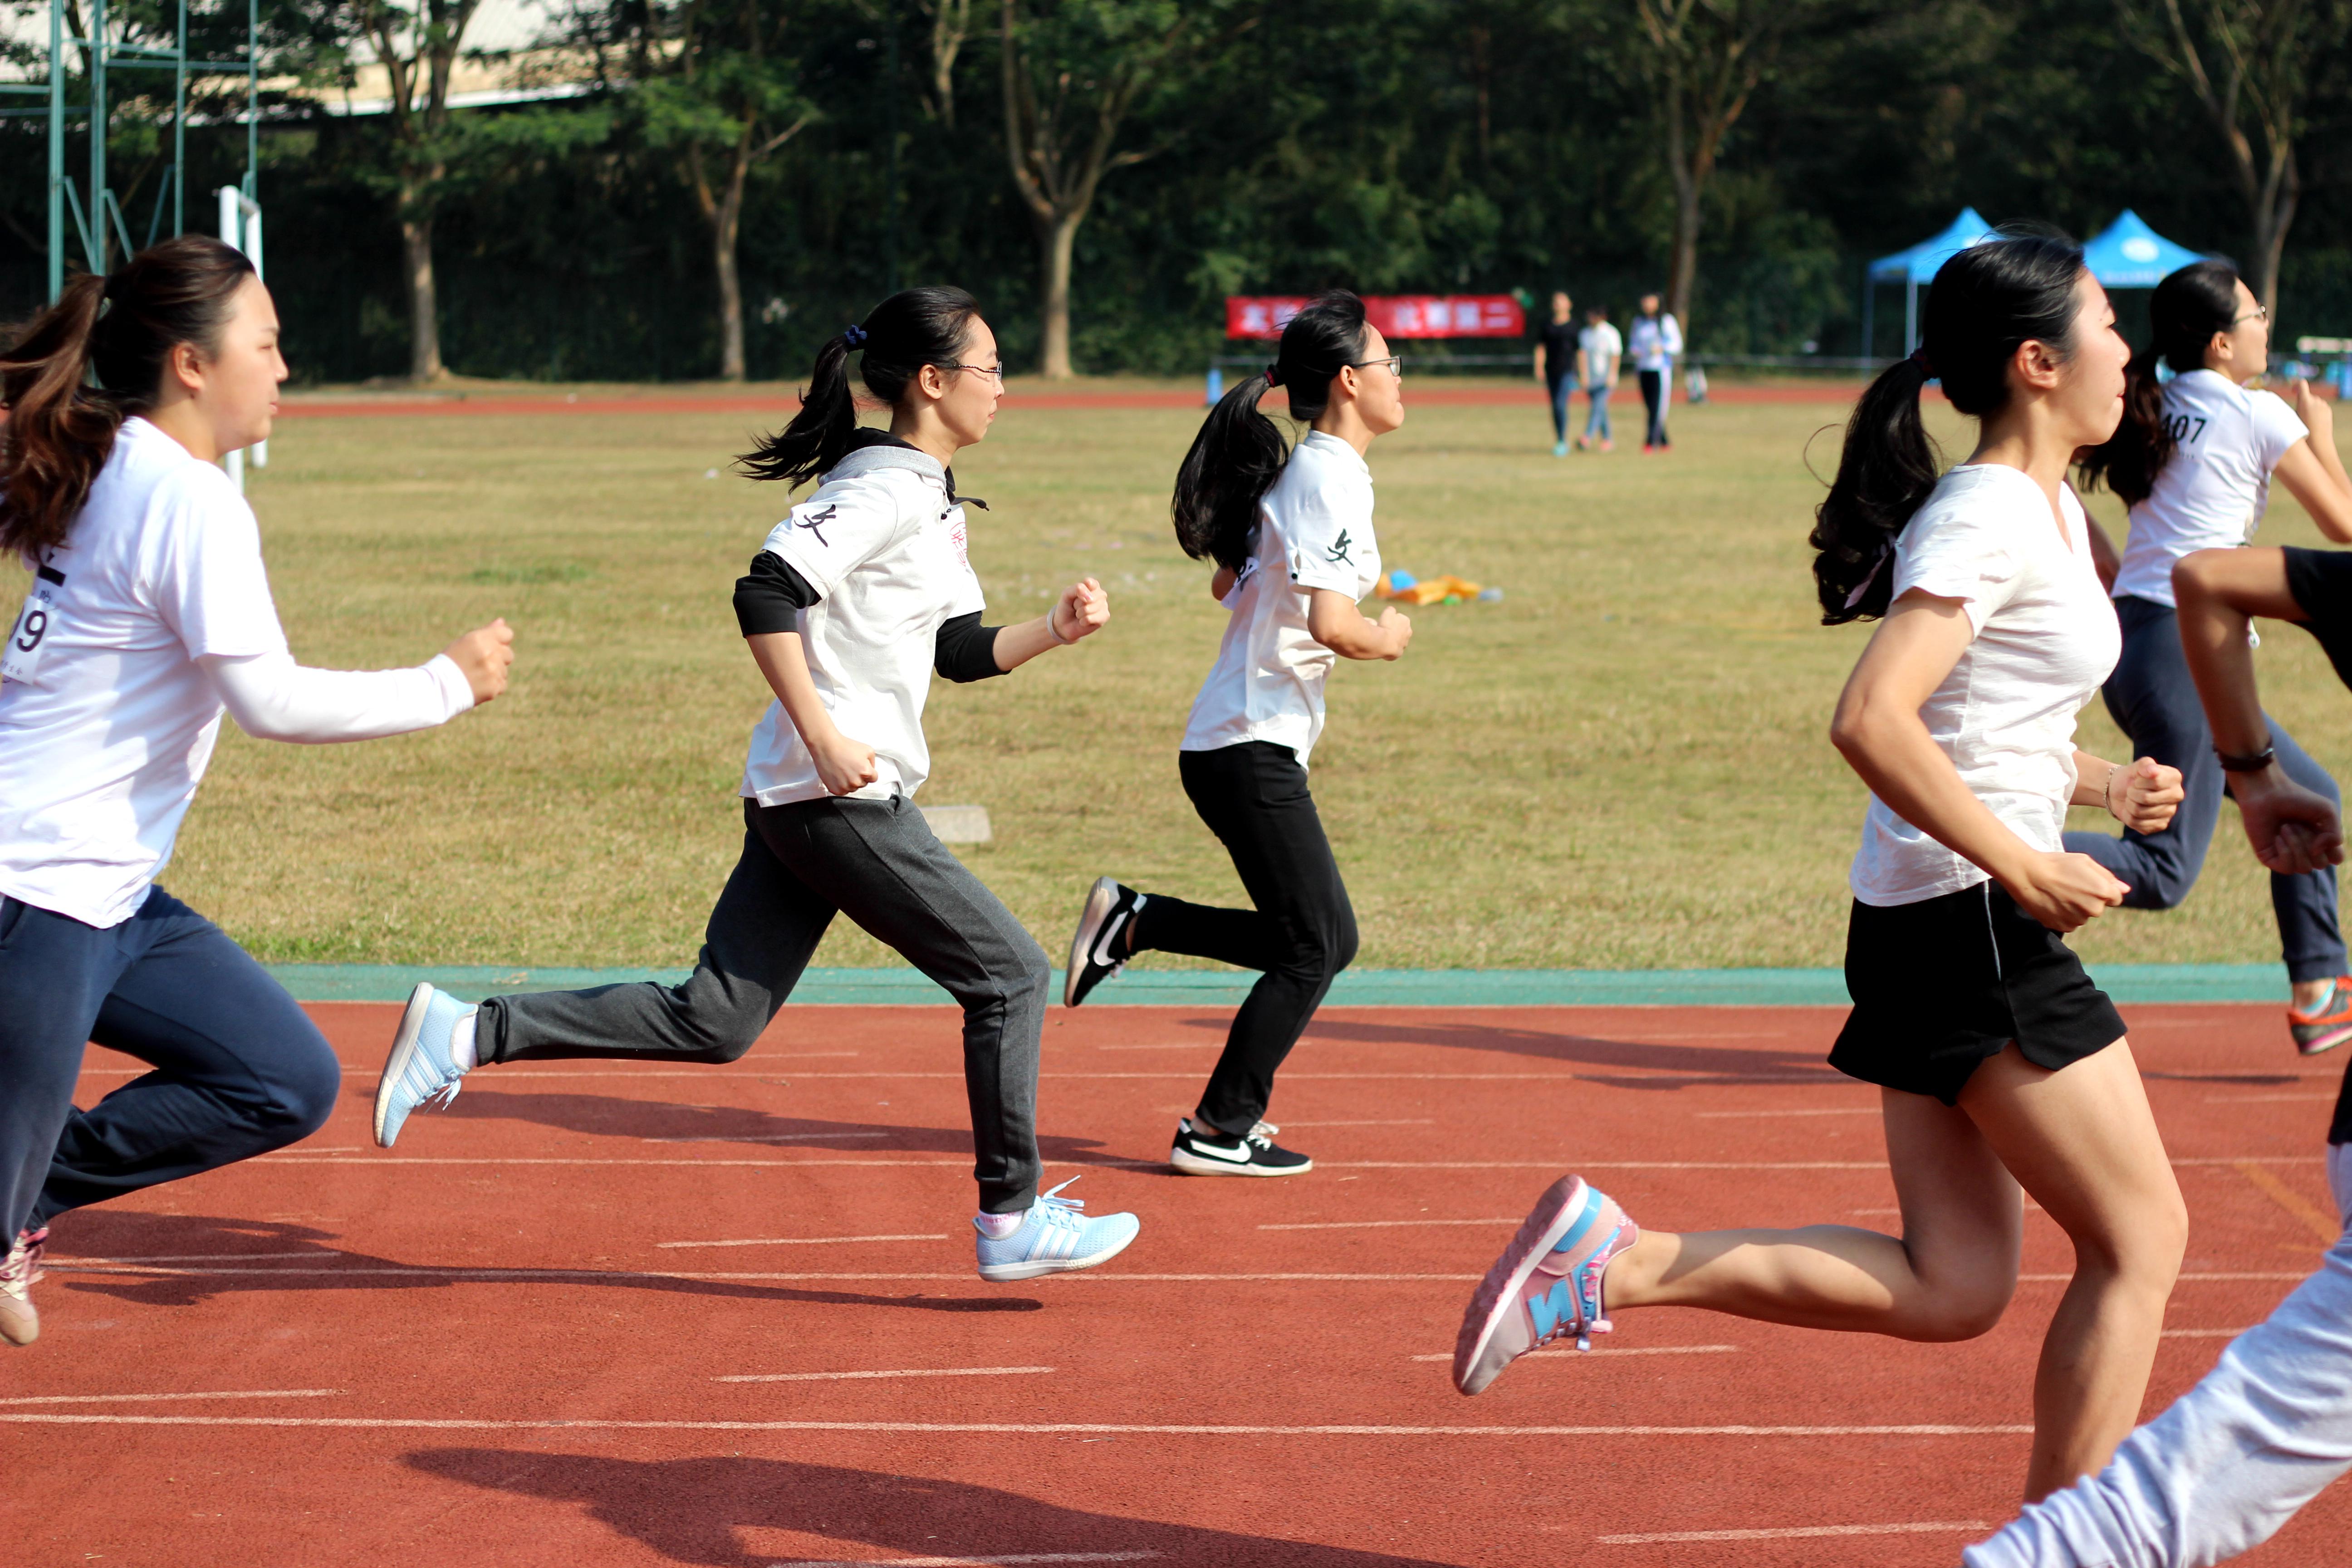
[640,0,814,381]
[349,0,486,381]
[1633,0,1810,339]
[998,0,1232,378]
[2120,0,2350,313]
[919,0,974,126]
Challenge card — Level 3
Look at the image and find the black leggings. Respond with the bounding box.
[1129,741,1358,1133]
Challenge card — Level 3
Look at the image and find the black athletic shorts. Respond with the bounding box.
[2286,545,2352,693]
[1830,881,2126,1105]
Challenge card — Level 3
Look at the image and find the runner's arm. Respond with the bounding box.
[202,622,508,742]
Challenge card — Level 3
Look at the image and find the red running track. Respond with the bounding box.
[8,1001,2346,1566]
[270,382,1865,421]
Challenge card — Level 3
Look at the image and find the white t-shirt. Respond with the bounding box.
[1629,314,1683,372]
[1578,324,1622,384]
[2111,370,2309,607]
[0,417,469,929]
[1181,431,1382,766]
[740,442,985,806]
[1849,464,2122,907]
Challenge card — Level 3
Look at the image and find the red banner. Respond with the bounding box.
[1225,294,1525,340]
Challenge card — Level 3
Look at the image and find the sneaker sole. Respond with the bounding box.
[1064,877,1122,1008]
[2297,1025,2352,1057]
[977,1225,1139,1282]
[372,982,439,1149]
[1454,1175,1596,1396]
[1169,1145,1313,1177]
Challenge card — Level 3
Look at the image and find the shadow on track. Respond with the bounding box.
[45,1214,1039,1314]
[390,1087,1123,1162]
[405,1448,1464,1567]
[1201,1014,1845,1088]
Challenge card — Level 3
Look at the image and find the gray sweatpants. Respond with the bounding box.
[475,795,1050,1212]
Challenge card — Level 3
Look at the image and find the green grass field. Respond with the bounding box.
[23,379,2352,973]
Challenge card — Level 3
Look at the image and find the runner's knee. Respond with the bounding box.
[265,1042,343,1139]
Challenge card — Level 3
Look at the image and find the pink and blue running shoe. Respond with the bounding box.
[1453,1175,1639,1395]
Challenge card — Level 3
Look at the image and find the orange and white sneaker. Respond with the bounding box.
[2291,978,2352,1056]
[2,1225,48,1347]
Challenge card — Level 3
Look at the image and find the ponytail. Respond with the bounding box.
[1170,289,1368,571]
[1810,230,2087,624]
[1809,356,1943,622]
[738,285,983,487]
[0,235,253,559]
[2076,260,2240,508]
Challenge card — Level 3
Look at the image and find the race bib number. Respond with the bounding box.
[2,577,59,687]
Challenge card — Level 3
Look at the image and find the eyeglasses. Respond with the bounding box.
[1347,355,1403,377]
[936,362,1006,381]
[2232,306,2269,326]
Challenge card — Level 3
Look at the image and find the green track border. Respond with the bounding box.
[266,963,2294,1007]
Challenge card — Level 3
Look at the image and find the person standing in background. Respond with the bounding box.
[1534,292,1579,458]
[1576,304,1622,453]
[1630,292,1684,451]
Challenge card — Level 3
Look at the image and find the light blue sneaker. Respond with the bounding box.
[974,1177,1140,1282]
[373,982,476,1148]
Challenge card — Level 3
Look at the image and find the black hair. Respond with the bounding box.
[1809,230,2088,624]
[1170,290,1370,572]
[2076,260,2242,507]
[0,235,256,558]
[737,285,985,486]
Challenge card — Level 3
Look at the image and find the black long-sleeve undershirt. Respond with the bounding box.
[732,551,1006,682]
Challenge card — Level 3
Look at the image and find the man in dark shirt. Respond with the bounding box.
[1533,291,1579,457]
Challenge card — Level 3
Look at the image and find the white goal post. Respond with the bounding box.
[217,185,265,490]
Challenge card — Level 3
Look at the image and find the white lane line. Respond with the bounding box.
[1694,1108,1878,1120]
[766,1554,1155,1566]
[2207,1094,2337,1104]
[0,1388,341,1406]
[1411,1346,1737,1361]
[1259,1219,1520,1231]
[1598,1521,1989,1545]
[2162,1328,2249,1338]
[42,1262,2305,1284]
[255,1158,1160,1170]
[659,1235,949,1250]
[1095,1044,1220,1051]
[715,1367,1053,1384]
[645,1134,890,1144]
[1270,1119,1437,1128]
[0,1415,2039,1436]
[46,1253,352,1264]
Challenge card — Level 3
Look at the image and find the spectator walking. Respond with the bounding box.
[1576,305,1622,452]
[1534,292,1578,457]
[1630,292,1684,451]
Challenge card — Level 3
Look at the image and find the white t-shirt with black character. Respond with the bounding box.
[0,416,472,928]
[740,441,985,806]
[2112,369,2310,608]
[1181,431,1382,766]
[1849,464,2122,907]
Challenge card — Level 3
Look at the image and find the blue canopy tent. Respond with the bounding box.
[1863,208,1996,359]
[2082,209,2208,289]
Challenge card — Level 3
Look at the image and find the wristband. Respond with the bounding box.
[1046,602,1076,645]
[2216,739,2277,773]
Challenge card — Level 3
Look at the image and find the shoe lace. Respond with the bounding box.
[1031,1177,1089,1232]
[1244,1122,1279,1150]
[4,1226,48,1291]
[422,1076,463,1111]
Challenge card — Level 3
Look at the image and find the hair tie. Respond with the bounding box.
[1263,362,1282,388]
[1909,344,1933,376]
[843,324,868,348]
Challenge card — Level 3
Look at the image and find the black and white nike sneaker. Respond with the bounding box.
[1065,876,1146,1007]
[1169,1117,1313,1177]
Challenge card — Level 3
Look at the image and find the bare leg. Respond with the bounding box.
[1604,1041,2184,1500]
[1959,1041,2186,1500]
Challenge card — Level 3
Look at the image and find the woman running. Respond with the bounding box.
[2068,260,2352,1055]
[0,236,513,1348]
[1060,290,1408,1179]
[369,287,1142,1283]
[1453,233,2192,1504]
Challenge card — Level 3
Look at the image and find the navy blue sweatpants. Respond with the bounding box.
[2063,594,2348,983]
[0,886,340,1240]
